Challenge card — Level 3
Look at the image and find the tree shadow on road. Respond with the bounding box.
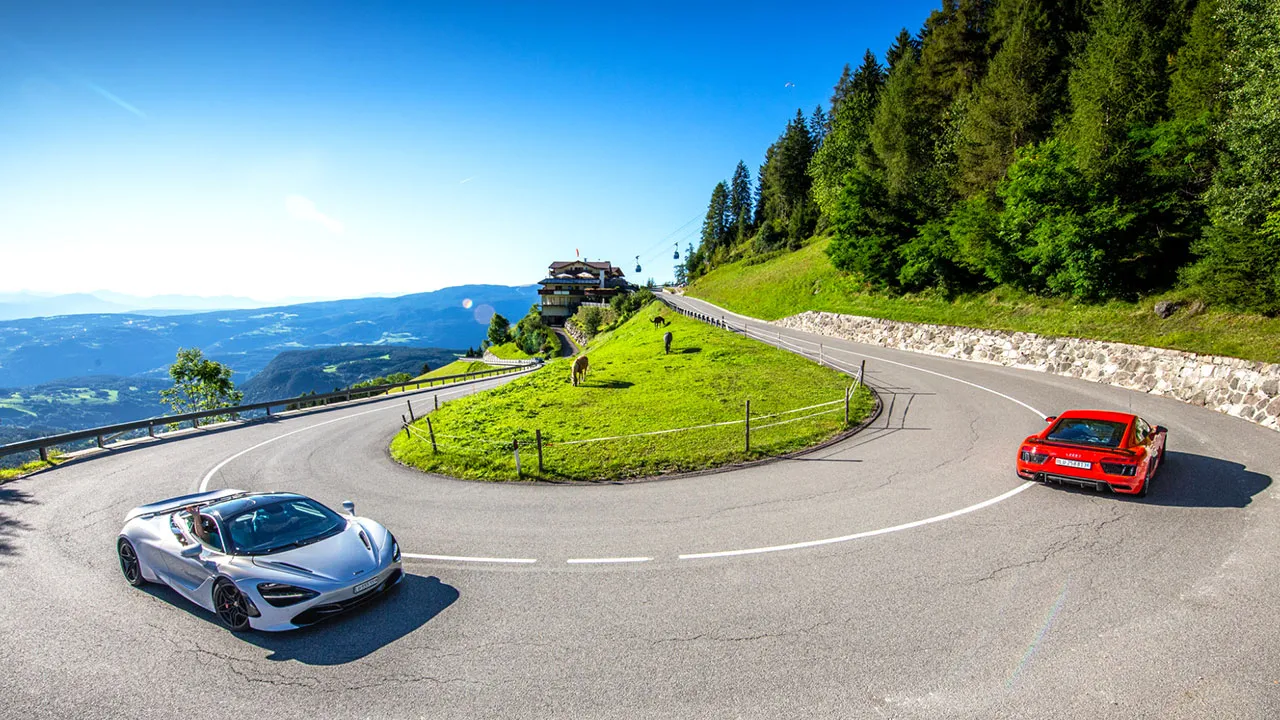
[0,484,36,559]
[244,574,459,665]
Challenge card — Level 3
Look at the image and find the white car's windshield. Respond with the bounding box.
[223,499,345,555]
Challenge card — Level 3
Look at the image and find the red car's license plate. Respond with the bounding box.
[1054,458,1091,469]
[353,576,380,595]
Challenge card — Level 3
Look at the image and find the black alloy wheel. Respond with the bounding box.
[117,538,145,587]
[214,580,251,632]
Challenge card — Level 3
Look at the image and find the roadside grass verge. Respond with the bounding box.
[0,452,64,482]
[688,237,1280,364]
[391,302,873,481]
[385,360,511,396]
[487,342,534,360]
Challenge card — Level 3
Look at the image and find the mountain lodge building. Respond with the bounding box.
[538,260,631,326]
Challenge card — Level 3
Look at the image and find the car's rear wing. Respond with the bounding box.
[1033,439,1136,456]
[123,488,247,523]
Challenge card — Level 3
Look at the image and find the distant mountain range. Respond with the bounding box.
[240,346,462,402]
[0,291,293,321]
[0,284,539,387]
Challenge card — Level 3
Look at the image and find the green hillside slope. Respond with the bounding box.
[688,238,1280,364]
[391,301,872,481]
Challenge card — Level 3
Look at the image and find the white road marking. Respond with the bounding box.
[679,482,1035,559]
[566,557,652,564]
[198,379,507,492]
[402,553,537,564]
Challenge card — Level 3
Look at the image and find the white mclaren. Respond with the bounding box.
[116,489,403,631]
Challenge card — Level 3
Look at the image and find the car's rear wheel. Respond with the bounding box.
[213,580,251,632]
[117,538,145,587]
[1136,468,1151,498]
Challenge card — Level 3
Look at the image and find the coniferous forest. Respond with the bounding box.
[686,0,1280,315]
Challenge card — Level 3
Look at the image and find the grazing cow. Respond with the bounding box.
[663,331,673,354]
[651,316,668,328]
[571,355,590,386]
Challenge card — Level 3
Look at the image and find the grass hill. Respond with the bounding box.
[687,238,1280,364]
[391,300,872,481]
[240,346,462,402]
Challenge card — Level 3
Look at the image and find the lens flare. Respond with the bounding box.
[462,298,473,309]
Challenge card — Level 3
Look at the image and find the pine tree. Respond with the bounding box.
[885,28,919,71]
[829,64,855,117]
[810,105,830,148]
[1065,0,1167,181]
[810,50,886,217]
[955,0,1077,196]
[1168,0,1226,123]
[1183,0,1280,313]
[757,110,818,249]
[700,181,731,256]
[728,161,754,243]
[870,49,930,197]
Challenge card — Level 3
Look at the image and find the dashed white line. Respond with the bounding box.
[402,553,538,564]
[566,557,652,564]
[678,482,1035,559]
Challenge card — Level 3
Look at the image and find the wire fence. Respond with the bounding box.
[397,374,871,481]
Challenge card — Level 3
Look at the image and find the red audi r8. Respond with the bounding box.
[1016,410,1166,497]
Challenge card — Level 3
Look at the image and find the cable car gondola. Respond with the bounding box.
[634,255,642,273]
[673,243,680,260]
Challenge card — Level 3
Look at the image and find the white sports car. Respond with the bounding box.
[117,489,403,632]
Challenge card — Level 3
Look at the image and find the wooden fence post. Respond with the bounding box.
[513,438,521,479]
[407,400,415,422]
[39,447,48,462]
[434,395,439,411]
[845,385,851,426]
[426,417,437,453]
[536,429,544,474]
[745,400,751,453]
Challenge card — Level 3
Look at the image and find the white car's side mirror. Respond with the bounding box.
[341,501,356,516]
[180,544,202,558]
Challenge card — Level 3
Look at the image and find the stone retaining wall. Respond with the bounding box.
[775,311,1280,432]
[563,321,589,351]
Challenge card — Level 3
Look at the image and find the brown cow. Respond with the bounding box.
[571,355,590,386]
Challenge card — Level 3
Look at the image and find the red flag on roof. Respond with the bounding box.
[575,248,580,258]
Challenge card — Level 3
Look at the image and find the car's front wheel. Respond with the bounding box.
[117,538,146,587]
[213,580,252,632]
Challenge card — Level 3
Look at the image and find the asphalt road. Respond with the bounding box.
[2,296,1278,719]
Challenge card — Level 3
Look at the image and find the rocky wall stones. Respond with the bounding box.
[775,311,1280,432]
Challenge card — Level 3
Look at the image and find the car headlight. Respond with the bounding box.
[390,534,401,562]
[257,582,320,607]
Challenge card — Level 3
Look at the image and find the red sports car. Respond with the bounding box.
[1016,410,1166,497]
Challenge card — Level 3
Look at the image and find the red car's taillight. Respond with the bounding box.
[1100,460,1138,476]
[1020,447,1048,464]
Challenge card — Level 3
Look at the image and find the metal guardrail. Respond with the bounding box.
[0,362,537,464]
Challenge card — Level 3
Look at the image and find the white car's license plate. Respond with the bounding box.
[353,576,381,595]
[1055,458,1091,469]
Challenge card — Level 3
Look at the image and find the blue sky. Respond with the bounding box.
[0,1,938,301]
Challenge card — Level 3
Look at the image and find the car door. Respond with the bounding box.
[164,511,225,607]
[1133,418,1156,475]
